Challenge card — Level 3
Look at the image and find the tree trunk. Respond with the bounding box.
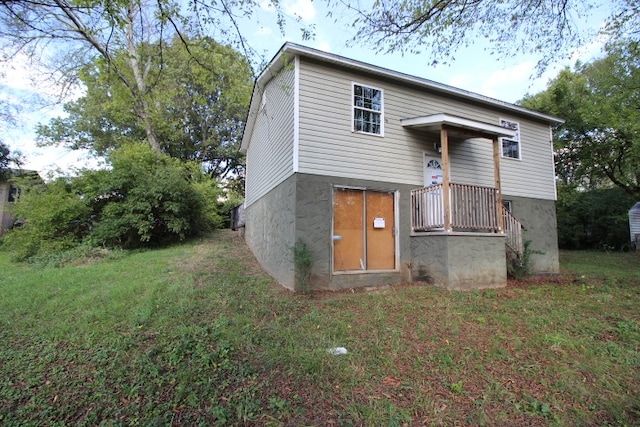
[126,6,161,153]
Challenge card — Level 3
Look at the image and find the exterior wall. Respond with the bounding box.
[506,196,560,274]
[410,233,507,290]
[297,57,556,201]
[244,66,296,207]
[0,181,11,235]
[294,173,415,291]
[245,173,558,291]
[244,175,297,289]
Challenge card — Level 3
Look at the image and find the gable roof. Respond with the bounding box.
[242,42,563,151]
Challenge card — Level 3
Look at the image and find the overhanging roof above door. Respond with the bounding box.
[400,113,516,139]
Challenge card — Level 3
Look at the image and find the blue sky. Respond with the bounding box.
[1,0,609,175]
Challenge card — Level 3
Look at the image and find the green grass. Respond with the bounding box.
[1,235,639,425]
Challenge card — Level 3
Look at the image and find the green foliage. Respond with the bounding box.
[515,396,554,420]
[507,240,544,280]
[0,141,22,180]
[1,233,640,425]
[0,141,10,179]
[82,143,222,248]
[2,144,223,262]
[344,1,639,73]
[292,239,313,293]
[521,42,640,195]
[2,177,90,261]
[556,185,636,250]
[36,36,253,182]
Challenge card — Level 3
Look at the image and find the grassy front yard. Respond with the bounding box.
[1,232,639,425]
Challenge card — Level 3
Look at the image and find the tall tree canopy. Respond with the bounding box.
[521,42,640,196]
[36,36,253,181]
[340,0,639,70]
[0,0,272,154]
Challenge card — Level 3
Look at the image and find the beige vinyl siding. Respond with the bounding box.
[297,59,555,201]
[245,67,296,206]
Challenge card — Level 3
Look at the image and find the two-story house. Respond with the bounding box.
[241,43,562,291]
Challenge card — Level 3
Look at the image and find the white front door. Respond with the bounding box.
[423,155,444,228]
[424,155,443,186]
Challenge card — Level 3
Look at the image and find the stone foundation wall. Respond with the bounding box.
[410,233,507,290]
[244,175,297,289]
[506,195,559,274]
[294,173,414,290]
[245,173,560,291]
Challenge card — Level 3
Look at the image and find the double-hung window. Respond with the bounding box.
[353,83,383,135]
[499,119,521,159]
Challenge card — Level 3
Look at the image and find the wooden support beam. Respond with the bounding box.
[493,136,504,232]
[441,126,451,231]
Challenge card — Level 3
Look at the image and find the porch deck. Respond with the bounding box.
[410,183,523,256]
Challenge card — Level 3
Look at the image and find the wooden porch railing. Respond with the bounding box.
[411,184,445,231]
[411,183,525,257]
[502,205,524,257]
[411,183,500,232]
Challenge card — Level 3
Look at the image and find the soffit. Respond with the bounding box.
[401,113,517,139]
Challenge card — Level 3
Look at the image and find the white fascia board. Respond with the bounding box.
[401,114,517,138]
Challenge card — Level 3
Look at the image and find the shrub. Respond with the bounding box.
[507,240,543,280]
[1,143,225,262]
[83,143,222,248]
[1,178,91,261]
[556,185,636,250]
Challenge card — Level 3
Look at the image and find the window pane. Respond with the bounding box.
[353,84,382,134]
[371,90,381,111]
[500,120,520,159]
[354,110,381,134]
[502,139,519,158]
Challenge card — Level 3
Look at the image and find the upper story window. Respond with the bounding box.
[353,83,383,135]
[500,119,521,159]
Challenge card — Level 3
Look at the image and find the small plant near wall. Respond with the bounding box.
[292,239,313,294]
[507,240,544,280]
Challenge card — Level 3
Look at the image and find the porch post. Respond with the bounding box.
[441,126,451,231]
[492,136,504,232]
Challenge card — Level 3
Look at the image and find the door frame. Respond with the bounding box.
[331,185,399,275]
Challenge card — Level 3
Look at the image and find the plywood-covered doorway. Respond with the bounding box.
[333,188,396,272]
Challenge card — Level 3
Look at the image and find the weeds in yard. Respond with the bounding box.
[0,234,639,425]
[292,238,313,294]
[507,240,544,279]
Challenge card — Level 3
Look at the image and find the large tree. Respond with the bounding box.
[339,0,639,70]
[0,0,271,153]
[521,42,640,195]
[36,36,253,181]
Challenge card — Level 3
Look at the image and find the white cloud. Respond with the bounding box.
[283,0,316,22]
[480,61,538,100]
[315,41,331,52]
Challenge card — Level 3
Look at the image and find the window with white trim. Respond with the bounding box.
[500,119,521,159]
[353,84,383,135]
